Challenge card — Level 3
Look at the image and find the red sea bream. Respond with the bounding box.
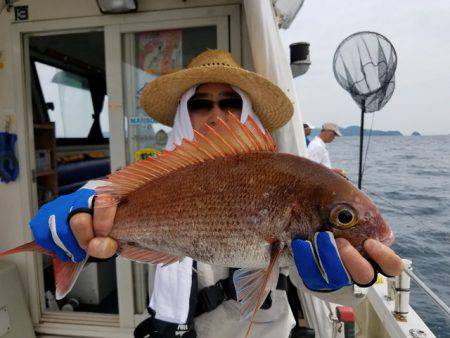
[1,114,394,337]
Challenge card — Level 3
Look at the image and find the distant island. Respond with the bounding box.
[411,131,421,136]
[311,125,403,137]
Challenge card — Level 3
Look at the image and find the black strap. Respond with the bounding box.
[195,279,227,317]
[353,257,394,288]
[134,308,196,338]
[195,270,288,317]
[186,260,198,323]
[367,257,395,278]
[286,276,304,327]
[67,207,93,223]
[354,272,379,288]
[67,195,95,223]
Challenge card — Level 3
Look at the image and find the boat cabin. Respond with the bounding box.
[0,2,263,337]
[0,1,437,337]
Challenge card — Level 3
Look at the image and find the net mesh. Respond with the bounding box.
[333,31,397,113]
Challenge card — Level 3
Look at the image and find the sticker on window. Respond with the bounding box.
[134,147,161,161]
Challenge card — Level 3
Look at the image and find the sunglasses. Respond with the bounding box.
[187,98,243,113]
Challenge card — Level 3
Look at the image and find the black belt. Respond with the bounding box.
[195,270,287,317]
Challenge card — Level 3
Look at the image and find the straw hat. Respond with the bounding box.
[140,49,293,131]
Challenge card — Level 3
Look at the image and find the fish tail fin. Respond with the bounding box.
[0,241,52,256]
[53,256,88,300]
[0,241,87,300]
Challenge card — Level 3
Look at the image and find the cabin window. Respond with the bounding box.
[29,31,118,316]
[34,61,110,139]
[123,26,217,162]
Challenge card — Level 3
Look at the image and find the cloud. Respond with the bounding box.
[280,0,450,135]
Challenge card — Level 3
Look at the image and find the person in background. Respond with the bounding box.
[307,122,346,176]
[303,122,312,146]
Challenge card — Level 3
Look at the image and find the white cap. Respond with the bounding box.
[322,122,342,136]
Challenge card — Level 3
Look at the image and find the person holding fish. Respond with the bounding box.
[4,50,403,338]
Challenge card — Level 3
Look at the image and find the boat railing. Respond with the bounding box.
[394,259,450,318]
[362,258,449,338]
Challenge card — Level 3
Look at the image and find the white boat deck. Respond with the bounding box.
[367,277,436,338]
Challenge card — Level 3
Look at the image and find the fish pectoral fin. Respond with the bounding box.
[119,244,181,265]
[54,256,88,300]
[233,243,283,338]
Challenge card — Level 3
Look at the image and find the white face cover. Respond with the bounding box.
[165,85,265,150]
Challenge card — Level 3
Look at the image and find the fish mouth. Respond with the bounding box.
[379,230,395,246]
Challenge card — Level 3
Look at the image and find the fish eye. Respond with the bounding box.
[330,205,357,229]
[338,209,354,224]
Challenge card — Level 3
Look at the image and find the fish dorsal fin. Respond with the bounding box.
[96,114,276,200]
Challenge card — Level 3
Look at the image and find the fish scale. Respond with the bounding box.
[110,153,295,267]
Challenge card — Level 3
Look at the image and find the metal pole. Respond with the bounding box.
[358,104,365,189]
[395,260,411,316]
[404,267,450,317]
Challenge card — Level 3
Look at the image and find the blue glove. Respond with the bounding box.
[29,188,95,262]
[291,231,352,291]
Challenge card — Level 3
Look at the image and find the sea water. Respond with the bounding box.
[328,135,450,337]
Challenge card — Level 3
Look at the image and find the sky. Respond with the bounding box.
[279,0,450,136]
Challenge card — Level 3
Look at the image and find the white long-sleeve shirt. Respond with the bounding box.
[307,136,332,168]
